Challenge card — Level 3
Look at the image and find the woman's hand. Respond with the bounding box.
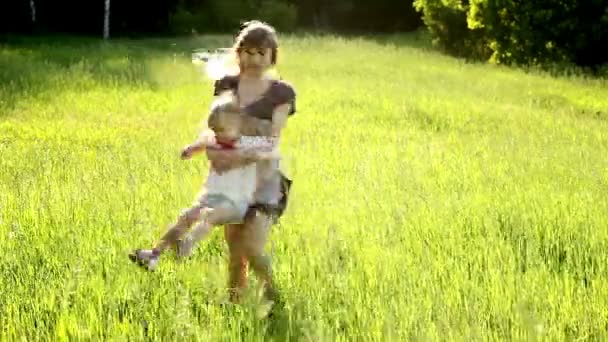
[255,150,281,161]
[206,148,251,172]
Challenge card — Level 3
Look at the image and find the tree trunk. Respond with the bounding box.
[103,0,110,39]
[29,0,36,23]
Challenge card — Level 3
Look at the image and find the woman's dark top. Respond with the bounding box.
[213,74,296,118]
[212,74,297,222]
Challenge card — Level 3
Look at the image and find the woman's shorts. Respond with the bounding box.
[249,170,292,224]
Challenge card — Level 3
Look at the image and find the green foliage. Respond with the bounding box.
[257,0,298,32]
[412,0,491,59]
[168,7,213,35]
[208,0,258,32]
[468,0,608,68]
[414,0,608,68]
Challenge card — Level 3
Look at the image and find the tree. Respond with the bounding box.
[29,0,36,25]
[104,0,110,39]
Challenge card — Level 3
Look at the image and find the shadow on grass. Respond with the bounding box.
[257,295,319,341]
[350,29,435,50]
[0,30,438,119]
[335,29,608,80]
[0,34,234,117]
[289,28,437,52]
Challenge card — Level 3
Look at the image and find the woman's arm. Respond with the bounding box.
[205,148,263,172]
[271,103,292,136]
[204,80,293,170]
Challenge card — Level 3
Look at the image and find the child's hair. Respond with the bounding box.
[207,92,241,134]
[206,91,273,137]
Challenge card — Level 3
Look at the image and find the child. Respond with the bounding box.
[128,92,278,271]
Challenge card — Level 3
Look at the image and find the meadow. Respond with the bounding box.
[1,32,608,340]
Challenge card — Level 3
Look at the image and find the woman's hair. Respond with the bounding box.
[205,20,279,80]
[233,20,279,65]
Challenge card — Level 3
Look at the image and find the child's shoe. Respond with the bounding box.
[128,249,160,271]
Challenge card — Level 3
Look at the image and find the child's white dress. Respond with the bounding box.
[198,136,277,224]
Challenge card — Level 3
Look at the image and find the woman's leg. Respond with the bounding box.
[225,223,249,303]
[239,211,280,302]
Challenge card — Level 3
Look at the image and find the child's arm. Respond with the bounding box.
[181,130,217,160]
[181,141,205,160]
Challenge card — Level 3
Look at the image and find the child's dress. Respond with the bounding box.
[198,137,276,224]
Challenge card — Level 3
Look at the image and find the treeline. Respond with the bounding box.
[1,0,607,70]
[0,0,422,35]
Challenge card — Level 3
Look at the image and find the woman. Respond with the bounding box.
[181,20,297,304]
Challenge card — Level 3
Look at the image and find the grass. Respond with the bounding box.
[1,31,608,340]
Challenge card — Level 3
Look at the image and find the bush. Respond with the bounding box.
[469,0,608,68]
[412,0,490,59]
[415,0,608,69]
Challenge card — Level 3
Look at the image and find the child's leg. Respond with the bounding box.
[177,198,247,258]
[156,204,204,251]
[176,218,213,258]
[129,203,204,270]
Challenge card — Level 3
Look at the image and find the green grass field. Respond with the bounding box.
[1,32,608,340]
